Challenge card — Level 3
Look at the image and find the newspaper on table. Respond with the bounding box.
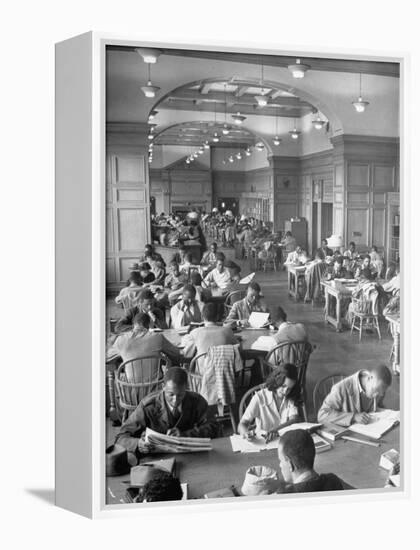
[144,428,212,453]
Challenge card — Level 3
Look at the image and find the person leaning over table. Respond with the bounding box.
[170,284,203,329]
[115,367,217,456]
[108,312,181,375]
[200,241,218,275]
[114,288,167,333]
[182,302,238,373]
[203,252,232,291]
[277,429,349,493]
[357,255,377,281]
[272,306,308,344]
[225,282,269,326]
[238,364,302,443]
[317,364,393,427]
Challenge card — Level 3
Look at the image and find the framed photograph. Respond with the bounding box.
[55,32,405,518]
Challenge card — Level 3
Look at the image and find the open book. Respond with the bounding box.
[144,428,212,453]
[248,312,270,329]
[240,272,255,285]
[348,409,400,440]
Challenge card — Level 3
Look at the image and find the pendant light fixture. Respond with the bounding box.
[255,64,268,107]
[203,141,210,150]
[148,110,158,121]
[135,48,161,64]
[288,58,310,79]
[312,111,327,130]
[289,119,301,139]
[273,111,282,146]
[141,64,160,98]
[232,112,246,125]
[255,141,265,151]
[245,147,252,156]
[236,150,242,160]
[352,73,370,113]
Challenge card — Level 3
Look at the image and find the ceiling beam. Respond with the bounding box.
[159,101,308,118]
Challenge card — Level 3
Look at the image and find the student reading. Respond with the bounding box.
[115,367,217,456]
[238,364,302,442]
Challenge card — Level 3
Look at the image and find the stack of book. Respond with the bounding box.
[144,428,212,453]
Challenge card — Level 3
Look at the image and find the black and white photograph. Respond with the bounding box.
[104,43,401,505]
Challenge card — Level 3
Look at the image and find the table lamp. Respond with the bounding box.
[327,234,343,252]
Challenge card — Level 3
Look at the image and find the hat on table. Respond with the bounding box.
[106,444,131,477]
[241,465,279,496]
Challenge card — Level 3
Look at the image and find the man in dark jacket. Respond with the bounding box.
[277,429,351,493]
[116,367,217,456]
[115,288,167,333]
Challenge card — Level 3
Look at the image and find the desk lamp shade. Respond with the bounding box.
[327,235,343,249]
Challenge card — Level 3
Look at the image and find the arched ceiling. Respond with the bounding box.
[106,45,399,161]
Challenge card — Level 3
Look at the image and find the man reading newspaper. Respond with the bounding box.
[116,367,217,457]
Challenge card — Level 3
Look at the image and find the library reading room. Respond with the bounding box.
[104,45,401,505]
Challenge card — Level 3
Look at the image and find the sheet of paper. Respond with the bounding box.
[251,335,277,351]
[229,434,279,453]
[348,409,400,440]
[248,312,270,329]
[240,272,255,284]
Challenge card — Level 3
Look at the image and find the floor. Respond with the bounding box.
[106,251,399,436]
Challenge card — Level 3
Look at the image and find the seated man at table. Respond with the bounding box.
[115,288,167,333]
[182,303,238,372]
[115,367,217,455]
[317,364,393,427]
[324,256,352,280]
[272,306,308,344]
[284,246,307,266]
[109,312,180,371]
[224,260,242,293]
[357,255,376,281]
[164,260,189,305]
[277,429,348,493]
[138,262,156,286]
[225,282,269,326]
[170,245,187,265]
[200,242,218,275]
[203,252,232,292]
[343,241,358,262]
[140,243,165,266]
[170,284,203,329]
[316,238,333,260]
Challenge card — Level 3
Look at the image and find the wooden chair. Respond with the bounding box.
[114,353,171,422]
[238,383,265,420]
[223,289,246,318]
[263,340,314,421]
[350,296,381,341]
[187,349,242,432]
[312,373,346,418]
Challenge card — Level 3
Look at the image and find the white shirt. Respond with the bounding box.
[241,388,298,433]
[204,267,232,290]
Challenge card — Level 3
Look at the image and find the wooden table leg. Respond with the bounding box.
[324,290,330,324]
[336,295,342,332]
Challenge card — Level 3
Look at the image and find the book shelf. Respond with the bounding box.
[387,192,400,265]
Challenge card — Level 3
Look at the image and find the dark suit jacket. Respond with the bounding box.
[116,390,217,453]
[115,305,167,333]
[282,473,350,493]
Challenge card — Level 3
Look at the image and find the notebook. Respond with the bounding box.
[348,409,400,440]
[239,272,255,285]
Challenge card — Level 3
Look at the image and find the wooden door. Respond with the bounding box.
[106,153,150,290]
[321,203,333,241]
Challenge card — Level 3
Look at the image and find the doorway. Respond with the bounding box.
[312,201,333,252]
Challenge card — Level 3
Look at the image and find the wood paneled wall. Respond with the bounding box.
[331,135,399,256]
[151,160,212,214]
[106,123,150,291]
